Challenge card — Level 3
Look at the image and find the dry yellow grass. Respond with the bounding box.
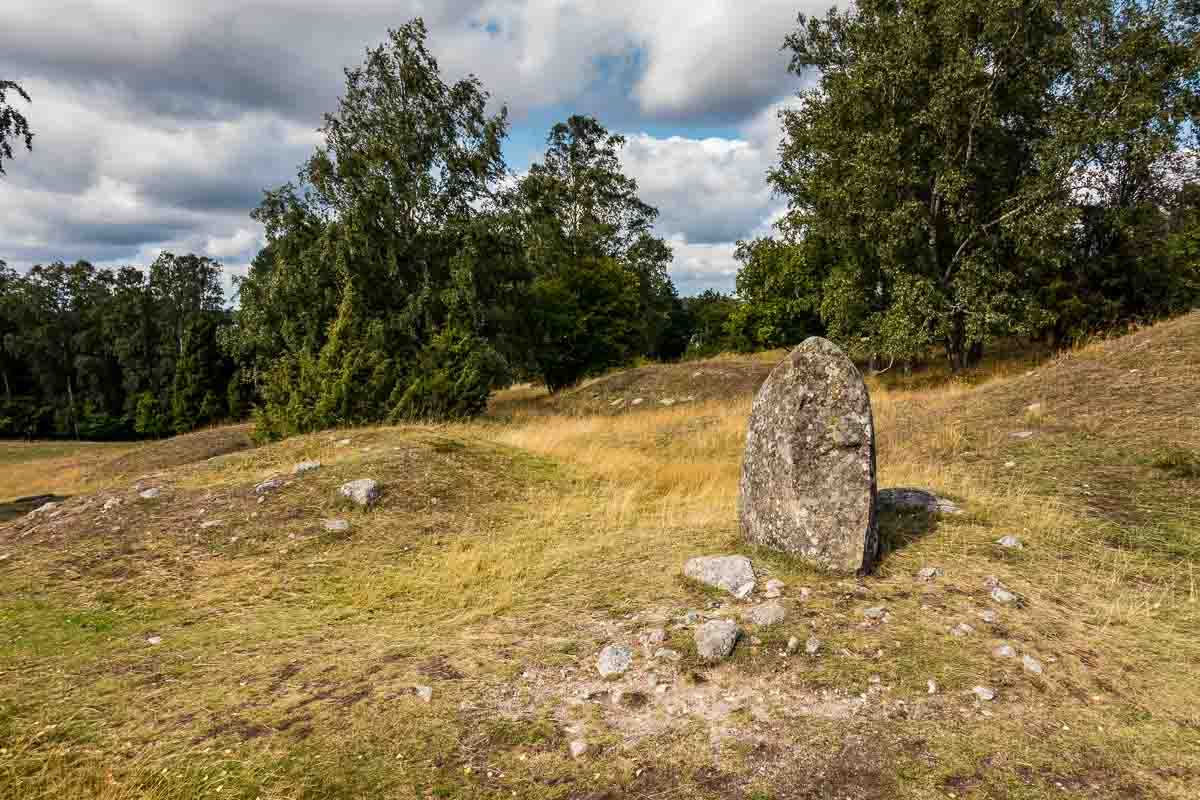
[2,313,1199,799]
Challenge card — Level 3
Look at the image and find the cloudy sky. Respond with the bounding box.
[0,1,825,299]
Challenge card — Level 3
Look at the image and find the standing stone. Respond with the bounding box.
[738,337,878,573]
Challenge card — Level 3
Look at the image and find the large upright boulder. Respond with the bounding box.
[738,337,878,573]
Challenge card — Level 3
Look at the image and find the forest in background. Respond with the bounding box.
[1,0,1197,440]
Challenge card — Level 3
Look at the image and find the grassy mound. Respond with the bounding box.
[1,312,1198,799]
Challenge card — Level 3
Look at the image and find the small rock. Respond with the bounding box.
[996,535,1023,549]
[972,686,996,702]
[631,398,644,406]
[1004,461,1016,469]
[917,566,944,581]
[339,479,381,507]
[746,600,787,627]
[877,488,962,515]
[1010,431,1035,439]
[653,648,681,662]
[414,685,433,703]
[798,587,812,601]
[146,635,162,645]
[978,610,998,624]
[660,398,676,406]
[1022,655,1044,675]
[682,610,702,625]
[255,478,285,495]
[991,587,1017,605]
[786,636,800,655]
[683,555,756,598]
[992,644,1017,659]
[139,488,161,500]
[256,496,266,505]
[927,679,938,695]
[764,578,786,599]
[0,553,9,562]
[695,620,740,662]
[292,460,322,475]
[984,575,1002,589]
[102,498,120,512]
[805,636,822,655]
[323,518,351,533]
[199,520,223,529]
[28,501,60,517]
[569,740,588,759]
[641,628,666,648]
[951,623,975,637]
[597,644,633,679]
[336,438,352,446]
[863,606,887,620]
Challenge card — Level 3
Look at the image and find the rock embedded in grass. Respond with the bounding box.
[695,619,740,662]
[805,636,822,655]
[1022,655,1044,675]
[917,566,944,581]
[992,643,1017,659]
[414,685,433,702]
[991,587,1018,604]
[739,337,878,573]
[138,488,161,500]
[292,460,322,475]
[972,686,996,702]
[597,644,633,679]
[339,479,380,507]
[569,740,588,759]
[978,609,999,624]
[786,636,800,655]
[996,535,1024,549]
[745,600,787,627]
[878,488,962,515]
[683,555,756,598]
[764,578,785,598]
[863,606,887,620]
[951,623,975,637]
[255,477,284,495]
[323,518,350,533]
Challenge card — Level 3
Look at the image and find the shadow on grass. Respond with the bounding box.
[0,494,68,523]
[875,496,940,562]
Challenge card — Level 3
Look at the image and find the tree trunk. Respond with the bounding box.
[967,340,984,368]
[67,375,80,440]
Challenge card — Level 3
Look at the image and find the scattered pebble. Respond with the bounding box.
[798,587,812,601]
[978,610,999,624]
[569,740,588,759]
[1010,431,1035,439]
[254,478,284,495]
[139,488,161,500]
[641,628,666,648]
[1023,655,1044,675]
[199,520,223,529]
[339,479,381,507]
[764,578,786,599]
[1004,461,1017,469]
[951,623,975,637]
[996,535,1024,549]
[682,610,702,625]
[683,555,756,598]
[146,636,162,645]
[991,587,1018,605]
[292,461,322,475]
[336,438,352,446]
[745,600,787,627]
[863,606,887,620]
[972,686,996,702]
[917,566,944,581]
[695,619,740,662]
[323,519,351,533]
[785,636,800,655]
[102,498,120,512]
[631,398,644,406]
[927,679,938,695]
[805,636,822,656]
[414,685,433,703]
[597,644,633,679]
[992,644,1017,659]
[653,648,681,662]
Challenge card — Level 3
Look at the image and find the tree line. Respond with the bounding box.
[2,2,1197,440]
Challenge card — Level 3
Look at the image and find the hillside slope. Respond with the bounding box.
[1,313,1198,800]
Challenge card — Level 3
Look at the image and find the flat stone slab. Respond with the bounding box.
[683,555,755,598]
[738,337,878,573]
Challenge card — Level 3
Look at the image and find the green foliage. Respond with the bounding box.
[510,114,679,388]
[133,392,168,438]
[0,80,33,176]
[726,237,826,351]
[391,329,510,421]
[768,0,1198,369]
[526,257,642,392]
[682,290,741,357]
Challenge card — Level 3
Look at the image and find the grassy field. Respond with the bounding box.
[1,315,1198,799]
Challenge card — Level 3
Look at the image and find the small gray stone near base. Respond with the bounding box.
[292,460,322,475]
[414,685,433,703]
[683,555,756,598]
[805,636,822,655]
[323,518,350,533]
[992,644,1017,659]
[255,478,285,495]
[339,479,381,507]
[996,535,1024,549]
[569,740,588,759]
[139,488,161,500]
[972,686,996,702]
[786,636,800,655]
[1022,655,1044,675]
[917,566,944,581]
[991,587,1017,604]
[764,578,786,598]
[695,620,740,662]
[597,644,633,679]
[746,600,787,627]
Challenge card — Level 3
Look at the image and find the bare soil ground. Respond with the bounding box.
[2,313,1198,799]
